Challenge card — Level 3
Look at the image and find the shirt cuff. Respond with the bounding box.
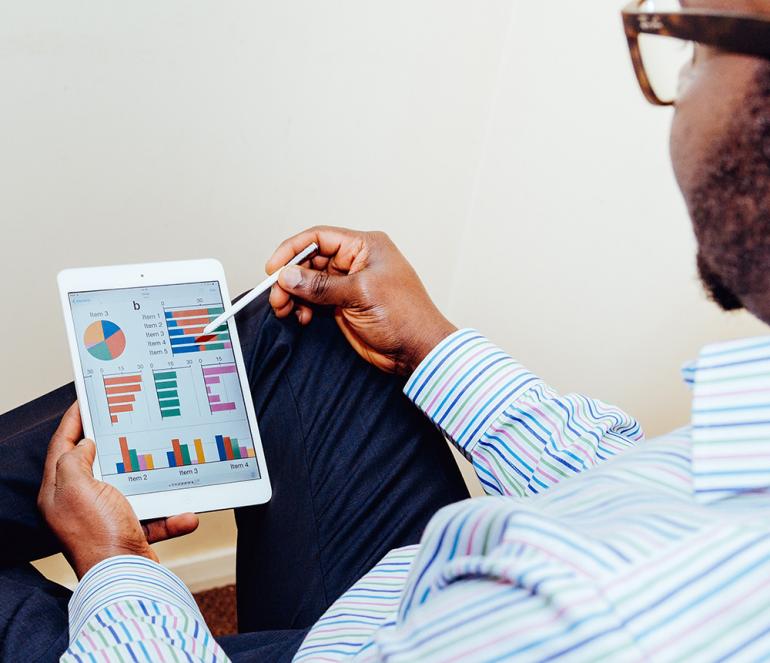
[68,555,203,641]
[404,329,541,454]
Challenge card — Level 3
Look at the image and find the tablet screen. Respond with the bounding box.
[68,282,260,496]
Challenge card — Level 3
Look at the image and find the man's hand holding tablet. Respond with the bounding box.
[38,402,198,578]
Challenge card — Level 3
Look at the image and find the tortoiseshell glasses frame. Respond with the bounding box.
[622,1,770,105]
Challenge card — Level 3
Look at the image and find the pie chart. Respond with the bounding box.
[84,320,126,361]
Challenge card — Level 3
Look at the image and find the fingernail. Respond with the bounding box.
[281,266,302,289]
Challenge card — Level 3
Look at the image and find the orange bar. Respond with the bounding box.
[171,308,209,318]
[194,438,206,464]
[224,436,235,461]
[145,454,155,470]
[247,448,255,458]
[172,439,184,467]
[182,326,206,336]
[110,415,118,424]
[109,404,133,414]
[175,317,210,327]
[107,394,135,405]
[106,384,141,395]
[119,437,132,472]
[104,375,142,386]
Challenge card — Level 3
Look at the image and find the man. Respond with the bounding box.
[3,0,770,660]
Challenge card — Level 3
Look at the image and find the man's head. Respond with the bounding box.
[669,0,770,319]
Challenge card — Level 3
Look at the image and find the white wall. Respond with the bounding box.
[2,0,767,588]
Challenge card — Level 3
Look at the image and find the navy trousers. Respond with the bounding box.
[0,296,469,661]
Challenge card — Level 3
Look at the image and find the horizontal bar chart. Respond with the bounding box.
[163,305,232,355]
[202,363,239,413]
[153,369,181,418]
[103,373,143,424]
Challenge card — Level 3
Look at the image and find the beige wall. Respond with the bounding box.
[2,0,766,589]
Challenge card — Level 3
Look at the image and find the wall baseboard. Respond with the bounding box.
[166,545,237,594]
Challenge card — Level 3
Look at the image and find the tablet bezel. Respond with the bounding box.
[57,259,271,521]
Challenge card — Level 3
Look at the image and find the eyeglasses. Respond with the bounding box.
[622,0,770,106]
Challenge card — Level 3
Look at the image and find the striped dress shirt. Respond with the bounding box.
[63,330,770,662]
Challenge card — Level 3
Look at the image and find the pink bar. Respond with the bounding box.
[211,402,237,412]
[202,364,237,377]
[224,342,232,350]
[209,395,221,403]
[204,376,221,385]
[138,456,147,471]
[239,446,248,458]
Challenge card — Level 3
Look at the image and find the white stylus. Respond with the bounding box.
[202,243,318,335]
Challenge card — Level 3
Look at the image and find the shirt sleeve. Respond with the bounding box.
[404,329,643,497]
[62,555,228,663]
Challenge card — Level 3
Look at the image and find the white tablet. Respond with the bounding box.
[57,259,271,520]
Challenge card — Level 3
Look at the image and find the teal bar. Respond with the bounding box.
[204,343,226,351]
[207,307,225,315]
[162,408,181,417]
[154,371,177,381]
[154,379,177,389]
[157,389,178,398]
[160,399,180,408]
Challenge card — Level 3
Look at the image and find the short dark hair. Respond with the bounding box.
[690,62,770,311]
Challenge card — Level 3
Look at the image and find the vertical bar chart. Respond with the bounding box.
[153,369,181,418]
[215,434,255,461]
[202,363,239,413]
[163,305,232,355]
[116,436,155,474]
[103,373,143,424]
[165,437,209,467]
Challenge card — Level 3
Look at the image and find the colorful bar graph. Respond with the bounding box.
[154,369,181,418]
[163,305,232,355]
[116,436,155,474]
[104,373,143,424]
[202,363,239,413]
[114,433,255,475]
[213,434,255,462]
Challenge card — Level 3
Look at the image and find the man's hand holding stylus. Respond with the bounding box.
[267,227,457,375]
[38,402,199,579]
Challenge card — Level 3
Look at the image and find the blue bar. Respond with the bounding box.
[167,451,176,468]
[168,328,185,337]
[170,336,198,346]
[172,345,201,354]
[165,311,173,318]
[116,462,125,474]
[216,435,227,461]
[165,318,179,327]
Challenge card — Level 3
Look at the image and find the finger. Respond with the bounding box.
[43,402,83,486]
[295,304,313,325]
[278,266,358,307]
[310,255,330,271]
[269,283,291,311]
[266,226,363,274]
[142,513,199,543]
[274,299,295,319]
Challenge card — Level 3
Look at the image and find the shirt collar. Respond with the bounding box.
[690,336,770,504]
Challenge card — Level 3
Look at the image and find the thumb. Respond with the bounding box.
[69,439,97,473]
[54,439,97,489]
[278,265,357,307]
